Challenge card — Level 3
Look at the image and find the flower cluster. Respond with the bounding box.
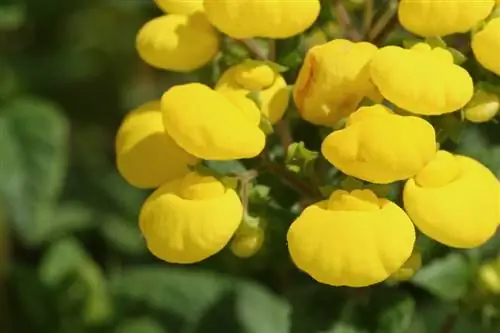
[117,0,500,287]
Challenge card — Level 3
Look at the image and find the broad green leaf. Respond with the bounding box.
[0,97,68,245]
[0,2,26,30]
[100,215,146,255]
[411,253,473,301]
[116,317,167,333]
[39,237,87,287]
[111,266,233,324]
[233,281,290,333]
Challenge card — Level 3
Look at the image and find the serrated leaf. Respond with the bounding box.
[0,97,68,245]
[411,253,473,301]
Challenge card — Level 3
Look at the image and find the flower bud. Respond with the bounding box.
[464,90,500,123]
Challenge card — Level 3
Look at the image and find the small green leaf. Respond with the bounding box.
[448,47,468,65]
[246,90,262,109]
[425,36,447,48]
[259,115,274,135]
[411,253,473,301]
[0,97,68,245]
[340,177,364,191]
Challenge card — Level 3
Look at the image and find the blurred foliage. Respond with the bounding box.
[0,0,499,333]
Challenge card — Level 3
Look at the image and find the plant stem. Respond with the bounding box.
[332,0,363,41]
[237,169,258,214]
[363,0,374,36]
[367,0,399,45]
[240,39,267,60]
[267,39,276,61]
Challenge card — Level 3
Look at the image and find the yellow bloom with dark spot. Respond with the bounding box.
[294,39,381,126]
[370,43,474,115]
[215,61,289,124]
[321,104,437,184]
[136,14,219,72]
[404,150,499,248]
[154,0,204,15]
[140,172,242,263]
[115,101,198,189]
[398,0,495,37]
[204,0,321,39]
[161,83,266,160]
[287,189,415,287]
[472,17,500,77]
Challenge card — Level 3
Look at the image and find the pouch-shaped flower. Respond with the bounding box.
[404,150,499,248]
[472,17,500,77]
[463,90,500,123]
[136,14,219,72]
[294,39,381,126]
[287,189,415,287]
[139,172,243,263]
[154,0,204,15]
[215,61,289,124]
[115,101,198,189]
[203,0,321,39]
[321,105,437,184]
[398,0,495,37]
[161,83,266,160]
[370,43,474,115]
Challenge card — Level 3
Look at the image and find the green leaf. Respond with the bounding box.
[100,215,146,255]
[0,2,26,30]
[0,97,68,245]
[425,37,447,48]
[411,253,473,301]
[116,317,167,333]
[39,237,87,287]
[448,47,467,65]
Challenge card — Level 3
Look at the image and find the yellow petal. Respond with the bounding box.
[204,0,321,39]
[463,90,500,123]
[139,172,243,264]
[294,39,380,126]
[216,63,290,124]
[321,104,437,184]
[161,83,266,160]
[472,17,500,77]
[398,0,495,37]
[370,44,474,115]
[404,151,499,248]
[115,101,198,189]
[154,0,204,15]
[287,189,415,287]
[136,14,219,72]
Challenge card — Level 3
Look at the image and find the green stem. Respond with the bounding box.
[332,0,363,41]
[363,0,374,36]
[240,39,267,60]
[367,0,399,45]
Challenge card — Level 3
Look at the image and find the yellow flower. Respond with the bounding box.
[215,61,289,124]
[321,104,437,184]
[463,90,500,123]
[403,150,499,248]
[293,39,381,126]
[287,189,415,287]
[472,17,500,77]
[136,14,219,72]
[154,0,204,15]
[161,83,266,160]
[139,172,243,263]
[370,43,474,115]
[398,0,495,37]
[203,0,321,39]
[115,101,198,189]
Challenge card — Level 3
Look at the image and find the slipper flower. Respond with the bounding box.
[403,150,499,248]
[139,171,243,263]
[398,0,495,37]
[463,90,500,123]
[294,39,381,126]
[215,60,289,124]
[115,101,198,189]
[370,43,474,115]
[161,83,266,160]
[287,189,416,287]
[321,104,437,184]
[136,13,219,72]
[203,0,321,39]
[472,17,500,77]
[154,0,204,15]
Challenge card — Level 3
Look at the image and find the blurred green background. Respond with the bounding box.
[1,0,500,332]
